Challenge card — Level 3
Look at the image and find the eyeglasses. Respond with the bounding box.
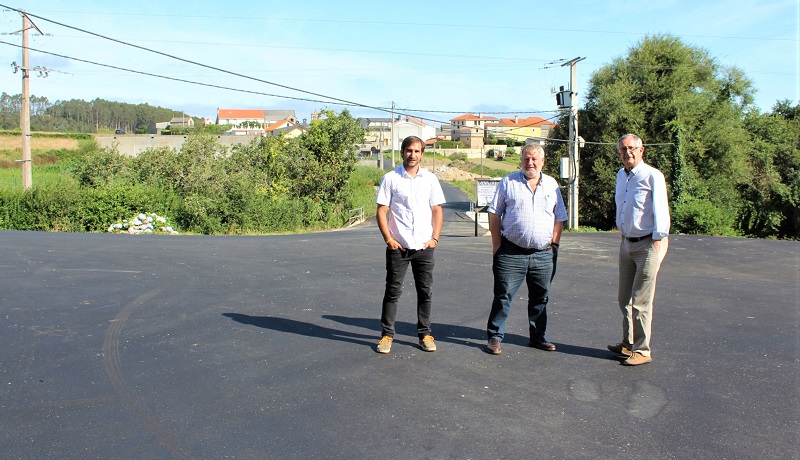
[619,145,641,152]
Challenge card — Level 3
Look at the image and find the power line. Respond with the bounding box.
[5,7,390,114]
[1,6,561,126]
[0,39,361,106]
[29,8,797,42]
[0,39,554,130]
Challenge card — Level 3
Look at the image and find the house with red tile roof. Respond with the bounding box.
[485,115,556,143]
[264,119,307,139]
[215,109,298,130]
[450,113,498,148]
[216,109,267,127]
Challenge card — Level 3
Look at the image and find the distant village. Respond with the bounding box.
[152,108,556,154]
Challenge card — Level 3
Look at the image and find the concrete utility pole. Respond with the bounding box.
[391,101,395,168]
[562,57,585,229]
[20,13,32,190]
[15,11,45,190]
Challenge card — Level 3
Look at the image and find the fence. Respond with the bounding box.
[348,207,364,227]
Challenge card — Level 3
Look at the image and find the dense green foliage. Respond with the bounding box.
[1,110,372,235]
[547,34,799,239]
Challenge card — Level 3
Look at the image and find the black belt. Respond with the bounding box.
[625,235,650,243]
[502,237,551,254]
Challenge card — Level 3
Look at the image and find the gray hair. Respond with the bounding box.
[617,134,643,151]
[521,143,545,159]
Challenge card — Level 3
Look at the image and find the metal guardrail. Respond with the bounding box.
[347,207,365,227]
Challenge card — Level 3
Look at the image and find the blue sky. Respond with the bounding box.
[1,0,797,126]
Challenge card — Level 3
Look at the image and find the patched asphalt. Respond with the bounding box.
[1,185,798,459]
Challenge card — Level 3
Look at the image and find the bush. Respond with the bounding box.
[78,184,178,232]
[672,197,739,236]
[0,182,81,231]
[70,146,132,187]
[2,111,379,235]
[0,182,179,232]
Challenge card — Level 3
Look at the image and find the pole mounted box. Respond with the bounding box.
[556,86,572,108]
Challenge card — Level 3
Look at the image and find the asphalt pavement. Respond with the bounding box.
[1,186,798,459]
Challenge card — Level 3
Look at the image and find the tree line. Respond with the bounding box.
[0,93,192,133]
[547,34,799,240]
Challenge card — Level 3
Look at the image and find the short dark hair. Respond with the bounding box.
[401,136,425,153]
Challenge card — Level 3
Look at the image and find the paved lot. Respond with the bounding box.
[1,195,798,459]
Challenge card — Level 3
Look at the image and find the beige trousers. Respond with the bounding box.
[618,236,668,357]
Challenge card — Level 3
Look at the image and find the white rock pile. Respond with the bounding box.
[107,213,179,235]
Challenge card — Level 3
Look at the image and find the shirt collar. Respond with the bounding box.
[627,162,645,177]
[514,170,542,186]
[400,166,426,178]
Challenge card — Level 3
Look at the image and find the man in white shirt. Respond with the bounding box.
[610,133,670,366]
[375,136,445,354]
[484,144,567,355]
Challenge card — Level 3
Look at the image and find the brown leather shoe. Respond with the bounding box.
[485,337,502,355]
[529,339,556,351]
[607,343,632,357]
[623,353,652,366]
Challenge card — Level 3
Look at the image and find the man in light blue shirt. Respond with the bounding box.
[609,133,670,366]
[484,144,567,355]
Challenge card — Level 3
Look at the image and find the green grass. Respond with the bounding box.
[445,179,478,201]
[0,164,77,191]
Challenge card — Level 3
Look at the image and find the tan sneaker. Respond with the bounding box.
[623,353,652,366]
[607,343,632,357]
[377,336,393,354]
[419,335,436,352]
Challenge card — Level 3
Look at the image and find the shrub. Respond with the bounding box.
[672,196,739,236]
[70,146,132,187]
[0,182,81,231]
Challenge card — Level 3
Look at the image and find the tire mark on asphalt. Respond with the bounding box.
[103,287,189,458]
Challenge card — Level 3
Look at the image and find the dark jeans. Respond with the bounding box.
[487,238,554,341]
[381,247,435,339]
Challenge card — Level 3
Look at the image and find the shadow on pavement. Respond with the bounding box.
[222,313,376,348]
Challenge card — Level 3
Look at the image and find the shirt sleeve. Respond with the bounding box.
[651,170,671,240]
[486,178,507,215]
[429,176,446,206]
[375,173,392,206]
[554,186,568,222]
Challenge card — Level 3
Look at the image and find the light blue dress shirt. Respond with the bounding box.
[615,162,671,240]
[487,171,567,250]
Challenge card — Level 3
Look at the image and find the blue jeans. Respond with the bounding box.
[487,238,554,341]
[381,247,435,339]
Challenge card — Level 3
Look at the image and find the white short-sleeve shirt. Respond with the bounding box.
[376,166,446,249]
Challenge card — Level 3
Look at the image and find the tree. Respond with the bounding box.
[287,109,365,204]
[739,101,800,238]
[549,34,754,234]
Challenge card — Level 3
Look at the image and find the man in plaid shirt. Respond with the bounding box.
[484,144,567,355]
